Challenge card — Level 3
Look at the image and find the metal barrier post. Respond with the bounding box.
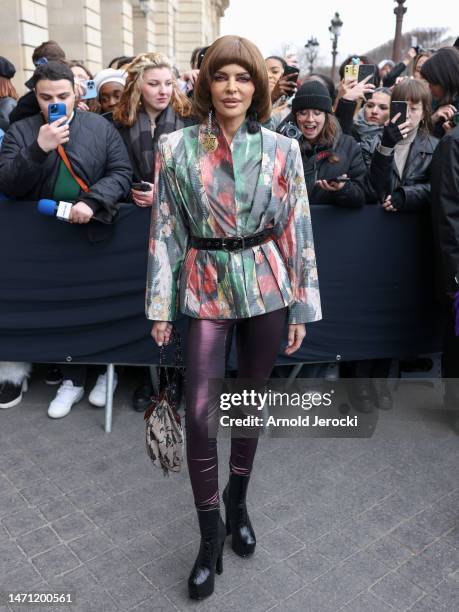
[105,363,115,433]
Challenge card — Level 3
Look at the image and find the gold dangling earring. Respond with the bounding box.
[202,109,218,153]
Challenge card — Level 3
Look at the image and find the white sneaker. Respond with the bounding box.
[48,380,84,419]
[88,373,118,408]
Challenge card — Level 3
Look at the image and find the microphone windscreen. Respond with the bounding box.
[37,199,57,216]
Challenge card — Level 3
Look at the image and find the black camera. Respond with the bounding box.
[279,121,302,140]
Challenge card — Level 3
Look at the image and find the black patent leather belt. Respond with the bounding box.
[190,229,273,252]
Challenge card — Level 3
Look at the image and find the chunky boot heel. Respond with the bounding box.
[223,473,256,558]
[188,508,226,600]
[215,542,224,575]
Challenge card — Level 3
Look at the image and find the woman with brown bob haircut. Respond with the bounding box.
[146,35,321,600]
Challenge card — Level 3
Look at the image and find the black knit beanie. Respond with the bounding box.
[292,81,332,114]
[0,57,16,80]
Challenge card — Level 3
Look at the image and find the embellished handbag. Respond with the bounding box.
[144,330,184,477]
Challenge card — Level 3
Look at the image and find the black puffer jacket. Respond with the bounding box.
[431,124,459,294]
[363,131,438,211]
[277,114,366,207]
[0,110,132,223]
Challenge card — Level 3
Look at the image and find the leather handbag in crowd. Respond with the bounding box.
[144,330,184,476]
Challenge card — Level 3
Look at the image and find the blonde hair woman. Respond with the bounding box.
[113,52,194,208]
[113,53,195,413]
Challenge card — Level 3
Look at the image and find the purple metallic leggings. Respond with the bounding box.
[185,308,288,510]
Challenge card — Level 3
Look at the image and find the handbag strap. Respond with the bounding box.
[159,328,183,403]
[57,145,90,193]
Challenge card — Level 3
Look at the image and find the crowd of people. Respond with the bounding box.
[0,37,458,416]
[0,32,458,600]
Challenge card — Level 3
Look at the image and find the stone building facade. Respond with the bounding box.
[0,0,229,93]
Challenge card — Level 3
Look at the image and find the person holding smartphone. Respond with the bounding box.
[113,53,195,410]
[0,61,131,417]
[364,79,438,213]
[346,79,439,412]
[265,56,298,128]
[277,80,366,207]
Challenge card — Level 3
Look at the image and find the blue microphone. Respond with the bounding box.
[37,199,73,222]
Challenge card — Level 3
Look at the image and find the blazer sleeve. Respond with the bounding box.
[145,136,189,322]
[274,138,322,325]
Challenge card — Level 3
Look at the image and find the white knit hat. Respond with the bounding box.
[378,59,395,70]
[93,68,126,95]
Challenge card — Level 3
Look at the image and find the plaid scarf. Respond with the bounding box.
[126,105,186,182]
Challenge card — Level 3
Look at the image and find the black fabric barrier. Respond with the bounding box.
[0,201,442,365]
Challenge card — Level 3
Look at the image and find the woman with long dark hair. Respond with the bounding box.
[421,47,459,138]
[147,35,321,600]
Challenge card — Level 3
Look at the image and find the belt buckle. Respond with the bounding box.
[222,236,245,252]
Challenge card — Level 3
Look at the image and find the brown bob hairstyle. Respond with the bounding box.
[391,78,433,134]
[193,35,271,124]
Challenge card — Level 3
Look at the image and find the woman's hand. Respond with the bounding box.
[341,76,375,102]
[271,75,297,103]
[132,183,154,207]
[431,104,457,124]
[284,324,306,355]
[316,174,348,192]
[382,194,398,212]
[151,321,173,347]
[381,114,410,147]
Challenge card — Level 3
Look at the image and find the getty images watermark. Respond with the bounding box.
[208,379,381,438]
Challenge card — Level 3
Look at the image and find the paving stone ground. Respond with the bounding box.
[0,371,457,611]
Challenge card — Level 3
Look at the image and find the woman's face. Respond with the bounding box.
[99,82,124,113]
[210,63,255,124]
[364,92,391,125]
[141,67,173,113]
[406,98,424,130]
[71,66,90,82]
[265,58,284,93]
[296,108,327,142]
[427,82,444,101]
[413,55,429,80]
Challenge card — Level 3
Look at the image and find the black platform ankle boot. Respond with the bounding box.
[188,508,226,600]
[223,473,256,557]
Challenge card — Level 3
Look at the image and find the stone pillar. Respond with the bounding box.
[0,0,49,94]
[176,0,203,71]
[100,0,134,67]
[132,0,156,55]
[47,0,103,75]
[154,0,178,64]
[176,0,228,73]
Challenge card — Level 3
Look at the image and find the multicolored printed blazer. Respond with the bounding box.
[146,119,322,325]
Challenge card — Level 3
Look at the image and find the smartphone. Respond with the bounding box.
[325,177,352,183]
[132,182,152,192]
[358,64,377,84]
[344,64,359,82]
[411,35,418,49]
[48,102,67,124]
[283,64,299,82]
[80,79,97,100]
[390,101,408,125]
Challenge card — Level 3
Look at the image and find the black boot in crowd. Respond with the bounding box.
[188,508,226,600]
[223,473,256,557]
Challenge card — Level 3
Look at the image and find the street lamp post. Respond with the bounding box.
[305,37,319,75]
[329,12,343,82]
[392,0,407,62]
